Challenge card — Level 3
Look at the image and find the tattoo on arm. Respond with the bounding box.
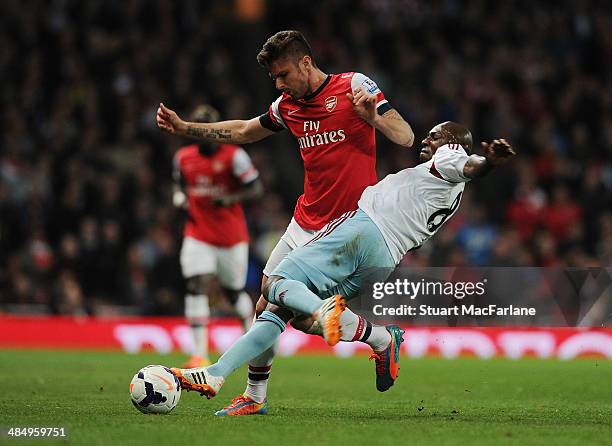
[382,109,404,121]
[379,108,414,147]
[186,126,232,140]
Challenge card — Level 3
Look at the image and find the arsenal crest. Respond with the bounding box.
[212,160,224,173]
[325,96,337,112]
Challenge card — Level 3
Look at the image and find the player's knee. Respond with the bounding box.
[185,274,214,296]
[291,315,316,333]
[221,287,240,305]
[266,303,293,324]
[255,296,268,316]
[262,275,282,300]
[259,274,269,302]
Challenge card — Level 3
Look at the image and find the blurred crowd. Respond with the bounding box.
[1,0,611,317]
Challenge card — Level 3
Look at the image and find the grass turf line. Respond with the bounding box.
[0,349,610,446]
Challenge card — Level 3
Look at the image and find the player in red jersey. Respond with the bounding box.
[157,30,414,415]
[173,105,263,368]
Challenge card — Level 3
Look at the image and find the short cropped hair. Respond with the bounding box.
[256,30,316,69]
[189,105,220,124]
[441,121,473,154]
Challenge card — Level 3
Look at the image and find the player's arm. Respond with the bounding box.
[213,178,263,207]
[213,147,264,207]
[172,154,188,209]
[372,107,414,148]
[348,73,414,147]
[157,103,274,144]
[348,87,414,147]
[463,139,516,179]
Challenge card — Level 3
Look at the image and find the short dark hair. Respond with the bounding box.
[442,121,473,154]
[257,30,315,69]
[189,104,220,123]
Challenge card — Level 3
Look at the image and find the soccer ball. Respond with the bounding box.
[129,365,181,414]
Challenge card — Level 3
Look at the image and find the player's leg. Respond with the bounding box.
[212,293,272,416]
[275,210,404,391]
[171,214,360,401]
[172,277,345,399]
[222,287,254,330]
[328,222,403,392]
[171,305,293,400]
[216,241,254,331]
[212,280,275,415]
[184,274,214,367]
[230,242,290,412]
[291,311,404,392]
[292,311,392,352]
[265,275,346,345]
[213,213,380,412]
[263,210,379,342]
[180,237,216,367]
[171,211,395,399]
[224,221,315,415]
[230,281,275,411]
[288,265,394,356]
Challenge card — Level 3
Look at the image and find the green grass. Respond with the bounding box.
[0,350,610,446]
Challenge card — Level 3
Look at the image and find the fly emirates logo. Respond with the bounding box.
[297,120,346,149]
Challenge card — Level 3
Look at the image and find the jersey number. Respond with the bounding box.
[426,192,462,233]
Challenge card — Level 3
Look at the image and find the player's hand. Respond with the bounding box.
[156,103,187,135]
[346,87,377,125]
[481,139,516,166]
[212,195,234,207]
[172,190,189,209]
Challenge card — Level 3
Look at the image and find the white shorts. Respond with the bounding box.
[180,237,248,290]
[262,217,318,276]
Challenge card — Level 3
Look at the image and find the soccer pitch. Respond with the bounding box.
[1,350,610,445]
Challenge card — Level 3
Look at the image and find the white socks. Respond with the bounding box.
[367,325,393,352]
[244,363,272,403]
[185,294,210,358]
[241,307,391,403]
[244,340,278,403]
[234,291,254,331]
[337,307,391,352]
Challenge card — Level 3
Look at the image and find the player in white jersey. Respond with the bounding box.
[170,122,516,405]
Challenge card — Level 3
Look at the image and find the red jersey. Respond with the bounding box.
[260,72,392,231]
[173,144,259,246]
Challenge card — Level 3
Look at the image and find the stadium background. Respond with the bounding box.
[1,4,610,444]
[0,0,611,324]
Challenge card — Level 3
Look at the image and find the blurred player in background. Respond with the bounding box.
[170,123,517,404]
[173,105,263,368]
[158,30,414,414]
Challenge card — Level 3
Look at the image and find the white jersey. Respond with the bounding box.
[358,144,471,264]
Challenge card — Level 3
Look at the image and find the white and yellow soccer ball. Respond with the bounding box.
[130,365,181,414]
